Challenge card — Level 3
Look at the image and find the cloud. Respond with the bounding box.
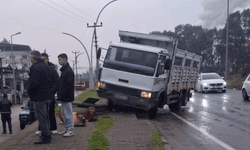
[199,0,250,29]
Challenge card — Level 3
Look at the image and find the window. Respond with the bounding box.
[174,57,183,65]
[157,55,166,75]
[185,59,191,67]
[22,55,27,59]
[9,55,15,59]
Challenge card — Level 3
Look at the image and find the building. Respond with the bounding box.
[0,39,32,96]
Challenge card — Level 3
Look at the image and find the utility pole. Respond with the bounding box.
[0,58,4,94]
[87,22,103,81]
[71,60,75,83]
[72,51,79,83]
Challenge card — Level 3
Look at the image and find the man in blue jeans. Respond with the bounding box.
[28,50,53,144]
[57,53,74,137]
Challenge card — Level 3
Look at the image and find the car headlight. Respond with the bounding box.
[98,82,106,89]
[223,82,227,85]
[141,91,152,98]
[203,82,208,86]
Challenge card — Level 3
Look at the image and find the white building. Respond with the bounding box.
[0,39,32,96]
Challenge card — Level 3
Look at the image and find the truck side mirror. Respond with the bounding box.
[164,59,172,70]
[97,48,102,59]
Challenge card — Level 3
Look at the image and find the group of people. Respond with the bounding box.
[28,51,75,144]
[0,50,75,145]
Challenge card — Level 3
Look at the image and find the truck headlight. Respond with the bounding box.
[141,92,152,98]
[98,82,106,89]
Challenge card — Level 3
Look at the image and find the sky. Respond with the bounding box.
[1,0,250,73]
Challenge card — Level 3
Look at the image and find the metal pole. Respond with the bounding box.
[90,0,118,84]
[76,52,84,83]
[62,32,92,89]
[0,58,4,94]
[225,0,229,79]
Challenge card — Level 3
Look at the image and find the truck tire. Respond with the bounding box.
[168,92,183,110]
[182,90,190,106]
[20,123,25,130]
[148,101,158,119]
[107,100,114,111]
[158,94,165,108]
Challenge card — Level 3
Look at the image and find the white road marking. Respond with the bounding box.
[170,112,236,150]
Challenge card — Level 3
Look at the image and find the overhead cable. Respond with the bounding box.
[37,0,87,23]
[49,0,94,22]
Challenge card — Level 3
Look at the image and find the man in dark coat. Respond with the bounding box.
[28,50,53,144]
[41,53,59,134]
[57,53,74,137]
[0,93,12,134]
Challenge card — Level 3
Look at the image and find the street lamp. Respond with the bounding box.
[225,0,229,79]
[62,32,93,89]
[90,0,118,82]
[11,32,21,104]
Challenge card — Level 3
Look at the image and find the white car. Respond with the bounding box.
[195,73,227,93]
[242,74,250,100]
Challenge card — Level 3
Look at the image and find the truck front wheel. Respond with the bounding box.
[148,101,158,119]
[20,123,25,130]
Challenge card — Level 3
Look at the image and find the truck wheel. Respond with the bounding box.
[148,105,158,119]
[182,90,190,106]
[176,92,183,110]
[20,123,25,130]
[158,95,165,108]
[107,100,113,111]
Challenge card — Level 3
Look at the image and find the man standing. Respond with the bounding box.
[28,50,53,144]
[41,53,59,134]
[0,93,12,134]
[57,53,74,137]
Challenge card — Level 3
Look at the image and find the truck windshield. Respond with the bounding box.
[103,46,158,76]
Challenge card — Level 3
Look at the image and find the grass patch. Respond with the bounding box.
[226,74,247,90]
[150,132,164,150]
[88,118,113,150]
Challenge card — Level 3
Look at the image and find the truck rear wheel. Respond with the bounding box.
[182,90,190,106]
[168,92,184,110]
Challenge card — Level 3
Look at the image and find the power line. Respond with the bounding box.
[64,0,96,21]
[49,0,93,22]
[37,0,87,23]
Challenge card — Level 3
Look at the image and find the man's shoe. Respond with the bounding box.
[10,131,12,134]
[35,131,41,135]
[51,130,58,134]
[63,131,74,137]
[58,131,67,135]
[2,131,6,134]
[34,139,51,144]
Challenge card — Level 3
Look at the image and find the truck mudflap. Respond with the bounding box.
[96,88,157,111]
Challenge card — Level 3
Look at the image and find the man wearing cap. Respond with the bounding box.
[0,93,12,134]
[28,50,53,144]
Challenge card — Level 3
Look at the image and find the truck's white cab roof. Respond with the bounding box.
[110,42,168,54]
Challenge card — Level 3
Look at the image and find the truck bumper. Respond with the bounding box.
[97,88,157,111]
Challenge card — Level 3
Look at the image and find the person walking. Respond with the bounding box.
[0,93,12,134]
[57,53,74,137]
[28,50,53,144]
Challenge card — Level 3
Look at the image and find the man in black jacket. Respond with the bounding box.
[0,93,12,134]
[40,53,59,134]
[28,50,53,144]
[57,53,74,137]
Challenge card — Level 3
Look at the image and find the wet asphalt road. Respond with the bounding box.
[150,89,250,150]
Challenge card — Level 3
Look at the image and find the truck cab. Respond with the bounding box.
[97,30,202,119]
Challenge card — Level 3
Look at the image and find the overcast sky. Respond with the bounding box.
[1,0,250,73]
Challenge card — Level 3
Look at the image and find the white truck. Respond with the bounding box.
[96,30,202,119]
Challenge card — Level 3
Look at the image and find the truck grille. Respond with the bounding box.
[106,83,141,96]
[209,83,223,86]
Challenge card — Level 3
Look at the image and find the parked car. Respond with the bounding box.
[195,73,227,93]
[242,74,250,100]
[19,99,36,130]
